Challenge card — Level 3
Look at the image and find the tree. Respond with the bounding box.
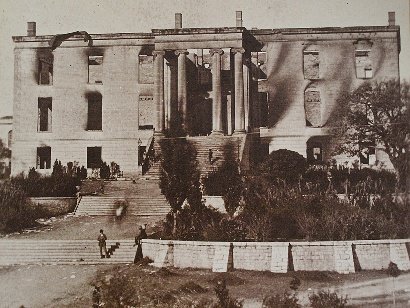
[0,138,11,159]
[335,80,409,191]
[159,133,201,235]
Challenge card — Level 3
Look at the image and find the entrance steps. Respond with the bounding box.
[188,135,243,175]
[75,177,170,217]
[0,239,137,265]
[75,196,170,216]
[143,135,244,179]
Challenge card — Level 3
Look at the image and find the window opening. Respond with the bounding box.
[37,146,51,169]
[88,55,103,84]
[87,147,102,168]
[251,52,267,80]
[355,50,372,79]
[87,93,102,130]
[38,50,53,85]
[38,97,52,132]
[138,55,154,84]
[303,51,319,79]
[304,89,321,127]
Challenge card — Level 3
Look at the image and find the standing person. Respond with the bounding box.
[133,225,147,263]
[97,229,110,258]
[208,149,213,164]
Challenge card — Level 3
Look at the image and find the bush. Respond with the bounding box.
[213,279,243,308]
[309,290,349,308]
[257,149,307,185]
[0,181,42,233]
[11,165,81,197]
[263,292,301,308]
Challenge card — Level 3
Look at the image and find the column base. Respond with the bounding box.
[210,130,224,136]
[233,129,246,135]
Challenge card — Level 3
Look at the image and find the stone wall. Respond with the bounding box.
[142,239,410,274]
[29,197,77,216]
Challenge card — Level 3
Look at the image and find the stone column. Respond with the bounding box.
[210,48,224,134]
[232,48,245,133]
[243,58,250,132]
[153,50,165,134]
[175,49,188,129]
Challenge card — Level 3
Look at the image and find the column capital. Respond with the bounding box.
[231,47,245,54]
[152,50,166,58]
[175,49,188,56]
[209,48,224,56]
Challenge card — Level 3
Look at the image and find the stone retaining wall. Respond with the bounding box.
[29,197,77,216]
[142,239,410,274]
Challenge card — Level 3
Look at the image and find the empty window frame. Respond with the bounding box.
[359,142,376,165]
[138,55,154,84]
[37,146,51,169]
[303,51,319,79]
[87,93,102,130]
[307,142,323,162]
[37,97,52,132]
[251,52,267,80]
[304,90,321,127]
[355,50,372,79]
[38,50,53,85]
[88,55,103,84]
[87,147,102,168]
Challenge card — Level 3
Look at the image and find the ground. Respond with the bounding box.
[1,214,410,307]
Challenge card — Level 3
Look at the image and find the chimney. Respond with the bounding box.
[388,12,395,26]
[27,22,36,36]
[236,11,243,27]
[175,13,182,29]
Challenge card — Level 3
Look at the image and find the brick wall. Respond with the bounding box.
[142,239,410,274]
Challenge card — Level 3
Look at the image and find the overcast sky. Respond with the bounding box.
[0,0,409,117]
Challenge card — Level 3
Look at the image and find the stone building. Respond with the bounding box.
[11,12,400,177]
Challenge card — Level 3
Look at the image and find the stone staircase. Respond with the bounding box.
[75,196,170,216]
[0,239,137,265]
[143,135,245,179]
[188,135,243,175]
[75,178,170,217]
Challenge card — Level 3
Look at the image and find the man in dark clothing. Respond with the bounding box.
[97,229,110,258]
[208,149,213,164]
[134,225,147,263]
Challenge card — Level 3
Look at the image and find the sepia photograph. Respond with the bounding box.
[0,0,409,306]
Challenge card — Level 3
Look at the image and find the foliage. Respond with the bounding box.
[0,181,46,233]
[159,132,202,236]
[334,79,410,191]
[11,162,82,197]
[239,175,302,241]
[212,279,243,308]
[262,292,301,308]
[256,149,307,185]
[387,261,400,278]
[203,142,242,217]
[296,196,400,241]
[308,290,349,308]
[0,138,11,159]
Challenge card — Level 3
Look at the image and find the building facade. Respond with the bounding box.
[11,12,400,176]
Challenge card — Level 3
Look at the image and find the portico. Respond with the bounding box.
[152,27,251,136]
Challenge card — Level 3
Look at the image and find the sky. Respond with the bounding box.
[0,0,409,118]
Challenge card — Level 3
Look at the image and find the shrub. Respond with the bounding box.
[213,279,243,308]
[309,290,348,308]
[0,181,41,233]
[257,149,307,185]
[11,164,81,197]
[263,292,301,308]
